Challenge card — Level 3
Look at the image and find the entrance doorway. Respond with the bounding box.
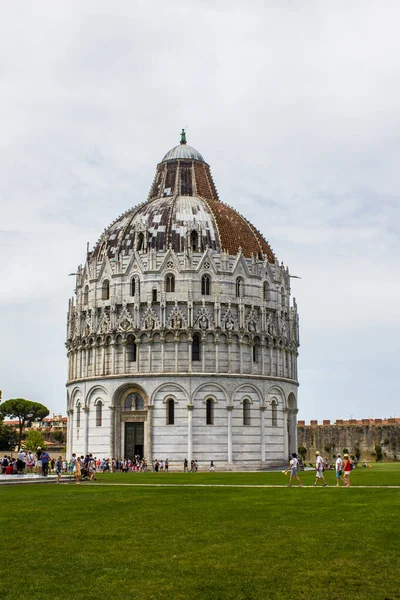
[124,422,144,459]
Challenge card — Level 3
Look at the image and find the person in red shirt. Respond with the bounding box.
[5,463,14,475]
[343,454,352,487]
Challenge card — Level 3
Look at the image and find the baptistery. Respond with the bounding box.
[66,131,300,468]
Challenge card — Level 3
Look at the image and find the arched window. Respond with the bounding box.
[167,398,175,425]
[263,281,270,302]
[201,274,211,296]
[152,288,157,302]
[102,279,110,300]
[135,394,144,410]
[131,277,140,297]
[243,399,251,426]
[127,335,136,362]
[83,285,89,305]
[96,401,103,427]
[136,232,145,252]
[192,333,201,361]
[165,274,175,293]
[124,395,133,410]
[271,399,278,427]
[190,231,198,252]
[236,277,244,298]
[76,403,81,428]
[206,398,214,425]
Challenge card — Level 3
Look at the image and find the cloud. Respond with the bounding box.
[1,1,399,421]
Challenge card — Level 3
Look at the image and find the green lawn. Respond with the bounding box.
[1,465,399,600]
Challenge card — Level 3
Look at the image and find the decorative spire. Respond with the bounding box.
[180,128,187,145]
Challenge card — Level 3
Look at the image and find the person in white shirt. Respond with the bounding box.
[312,451,328,486]
[287,453,303,487]
[335,454,345,487]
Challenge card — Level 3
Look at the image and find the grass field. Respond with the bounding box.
[1,464,399,600]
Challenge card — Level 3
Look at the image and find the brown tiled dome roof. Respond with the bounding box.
[93,135,275,263]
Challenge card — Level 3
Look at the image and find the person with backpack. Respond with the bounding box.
[1,455,9,474]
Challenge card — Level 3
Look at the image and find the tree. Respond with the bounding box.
[375,445,383,462]
[0,399,49,450]
[0,423,18,451]
[298,446,307,461]
[23,429,47,452]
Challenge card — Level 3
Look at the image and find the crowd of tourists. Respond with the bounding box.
[285,451,355,487]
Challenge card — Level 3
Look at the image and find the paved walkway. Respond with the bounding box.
[1,476,399,489]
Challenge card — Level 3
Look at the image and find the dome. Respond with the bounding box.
[92,131,275,263]
[162,144,205,163]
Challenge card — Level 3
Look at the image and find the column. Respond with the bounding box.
[283,408,289,460]
[136,340,141,373]
[79,348,83,378]
[188,340,192,373]
[215,337,219,373]
[227,405,233,463]
[85,348,89,378]
[67,409,73,456]
[201,338,205,372]
[93,345,97,376]
[122,341,127,374]
[83,406,89,455]
[145,405,153,462]
[227,338,232,373]
[261,343,265,376]
[149,341,152,373]
[101,342,105,375]
[109,406,116,459]
[112,342,116,375]
[269,347,273,376]
[187,404,194,462]
[239,340,243,373]
[289,408,298,455]
[260,406,266,462]
[174,337,179,371]
[161,336,165,371]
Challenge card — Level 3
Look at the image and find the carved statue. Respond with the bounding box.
[225,317,234,331]
[199,315,208,330]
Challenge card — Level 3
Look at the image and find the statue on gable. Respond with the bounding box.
[145,315,155,330]
[248,320,256,333]
[225,317,234,331]
[199,315,208,330]
[172,315,182,329]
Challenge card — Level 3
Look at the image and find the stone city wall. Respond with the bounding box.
[297,419,400,461]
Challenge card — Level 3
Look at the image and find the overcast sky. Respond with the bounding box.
[1,1,399,422]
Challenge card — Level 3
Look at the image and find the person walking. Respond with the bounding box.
[335,454,345,487]
[56,456,63,483]
[287,453,303,487]
[74,456,81,484]
[343,454,352,487]
[36,447,43,476]
[312,451,328,486]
